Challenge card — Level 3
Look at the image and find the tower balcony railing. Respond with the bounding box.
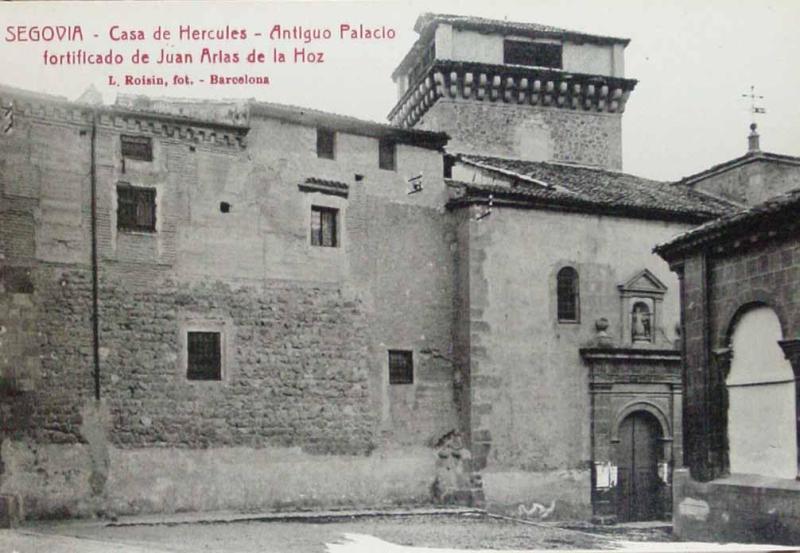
[388,60,638,129]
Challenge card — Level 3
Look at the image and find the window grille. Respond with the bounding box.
[117,184,156,232]
[121,135,153,161]
[388,350,413,385]
[311,206,338,247]
[187,331,222,380]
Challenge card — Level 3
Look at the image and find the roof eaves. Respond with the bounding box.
[249,101,449,150]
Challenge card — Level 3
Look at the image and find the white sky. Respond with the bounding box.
[0,0,798,181]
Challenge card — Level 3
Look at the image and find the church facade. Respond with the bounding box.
[1,13,736,522]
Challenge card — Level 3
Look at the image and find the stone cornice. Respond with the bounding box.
[388,60,637,128]
[580,347,681,363]
[1,90,249,149]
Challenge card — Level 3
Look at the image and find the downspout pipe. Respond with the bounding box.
[89,110,100,401]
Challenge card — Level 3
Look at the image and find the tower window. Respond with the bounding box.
[378,139,396,171]
[388,350,413,385]
[117,184,156,232]
[504,40,562,69]
[557,266,580,322]
[316,128,335,159]
[310,205,338,247]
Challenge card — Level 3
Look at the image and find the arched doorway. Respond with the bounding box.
[727,305,796,479]
[616,410,663,521]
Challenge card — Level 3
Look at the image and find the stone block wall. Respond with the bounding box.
[679,234,800,481]
[0,90,462,518]
[416,99,623,169]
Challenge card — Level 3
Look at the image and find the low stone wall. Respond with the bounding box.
[673,468,800,545]
[1,439,438,519]
[482,468,591,520]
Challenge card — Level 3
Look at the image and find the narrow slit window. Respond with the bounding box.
[316,128,335,159]
[311,206,338,247]
[187,331,222,381]
[557,266,580,322]
[378,139,396,171]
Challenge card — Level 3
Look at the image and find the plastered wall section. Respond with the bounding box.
[456,205,690,516]
[690,160,800,207]
[434,25,622,77]
[416,99,623,170]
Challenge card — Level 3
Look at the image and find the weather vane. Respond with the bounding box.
[741,85,766,124]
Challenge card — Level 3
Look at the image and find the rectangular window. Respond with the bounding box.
[316,128,335,159]
[503,40,562,69]
[378,139,396,171]
[310,205,338,247]
[187,331,222,380]
[121,135,153,162]
[117,184,156,232]
[388,350,413,385]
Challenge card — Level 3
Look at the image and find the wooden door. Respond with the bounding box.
[616,411,662,521]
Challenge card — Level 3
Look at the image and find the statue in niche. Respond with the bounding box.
[632,301,652,342]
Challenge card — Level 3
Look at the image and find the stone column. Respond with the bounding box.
[778,339,800,478]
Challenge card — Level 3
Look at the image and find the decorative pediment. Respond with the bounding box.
[618,268,668,297]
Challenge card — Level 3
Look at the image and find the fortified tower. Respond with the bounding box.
[389,14,637,170]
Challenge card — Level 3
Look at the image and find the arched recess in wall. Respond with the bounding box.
[727,304,797,479]
[611,400,672,443]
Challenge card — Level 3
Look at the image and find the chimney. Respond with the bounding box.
[747,122,760,153]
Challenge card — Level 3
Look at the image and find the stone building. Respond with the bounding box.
[389,13,733,521]
[0,13,741,522]
[655,132,800,542]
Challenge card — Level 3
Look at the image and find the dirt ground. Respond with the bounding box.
[10,513,678,553]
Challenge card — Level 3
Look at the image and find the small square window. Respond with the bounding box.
[388,350,413,385]
[317,128,335,159]
[121,135,153,162]
[379,139,396,171]
[311,205,338,247]
[187,331,221,380]
[117,184,156,232]
[503,40,562,69]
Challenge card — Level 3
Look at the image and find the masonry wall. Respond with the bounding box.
[0,94,460,518]
[671,229,800,543]
[416,99,623,170]
[455,205,690,518]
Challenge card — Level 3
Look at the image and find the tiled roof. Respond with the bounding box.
[451,154,737,222]
[249,101,449,151]
[298,177,349,197]
[654,187,800,257]
[392,13,629,79]
[415,13,630,45]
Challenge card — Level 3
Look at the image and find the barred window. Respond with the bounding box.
[121,135,153,161]
[117,184,156,232]
[504,40,562,69]
[187,331,221,381]
[316,128,335,159]
[388,350,413,385]
[557,266,580,322]
[378,139,396,171]
[311,206,338,247]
